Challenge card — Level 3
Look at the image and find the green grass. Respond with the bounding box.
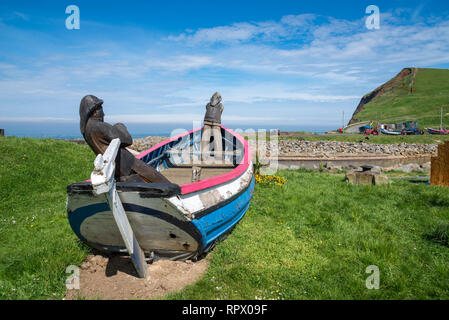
[352,68,449,129]
[1,137,449,299]
[425,222,449,248]
[0,137,94,299]
[385,170,429,177]
[246,131,449,144]
[169,170,449,299]
[279,134,449,144]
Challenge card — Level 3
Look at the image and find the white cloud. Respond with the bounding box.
[12,11,29,21]
[2,9,449,128]
[145,55,216,71]
[169,14,318,44]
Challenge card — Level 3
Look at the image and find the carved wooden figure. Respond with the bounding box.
[79,95,170,183]
[200,92,224,162]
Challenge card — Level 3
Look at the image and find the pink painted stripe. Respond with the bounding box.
[137,126,251,194]
[85,127,251,194]
[180,126,251,194]
[86,128,203,183]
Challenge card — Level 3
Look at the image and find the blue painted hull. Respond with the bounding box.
[193,175,255,250]
[67,174,255,259]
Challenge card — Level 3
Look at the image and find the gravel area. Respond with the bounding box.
[130,136,168,152]
[128,136,437,157]
[275,140,437,157]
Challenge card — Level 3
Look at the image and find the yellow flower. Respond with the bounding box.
[255,174,286,187]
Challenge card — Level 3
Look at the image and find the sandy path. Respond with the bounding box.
[65,253,209,300]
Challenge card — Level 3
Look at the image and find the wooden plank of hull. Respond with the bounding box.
[166,163,254,219]
[80,209,200,252]
[67,164,254,256]
[166,163,254,249]
[68,196,201,254]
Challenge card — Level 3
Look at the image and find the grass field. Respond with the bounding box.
[1,137,448,299]
[279,134,449,144]
[351,68,449,129]
[246,131,449,144]
[169,171,449,299]
[0,137,94,299]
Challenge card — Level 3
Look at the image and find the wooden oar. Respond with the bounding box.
[90,138,147,278]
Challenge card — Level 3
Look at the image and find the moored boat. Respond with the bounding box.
[426,128,449,135]
[380,128,401,135]
[66,126,254,261]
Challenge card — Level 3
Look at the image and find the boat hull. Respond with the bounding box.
[380,128,401,135]
[67,170,254,260]
[427,128,449,135]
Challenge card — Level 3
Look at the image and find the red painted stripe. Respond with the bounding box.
[180,126,251,194]
[86,127,251,193]
[136,126,251,195]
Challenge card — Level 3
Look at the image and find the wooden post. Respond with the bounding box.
[0,129,4,137]
[91,138,147,278]
[191,166,202,182]
[431,141,449,187]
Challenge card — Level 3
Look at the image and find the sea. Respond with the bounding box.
[0,121,337,140]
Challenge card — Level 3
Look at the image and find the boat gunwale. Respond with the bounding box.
[426,127,449,134]
[136,126,251,195]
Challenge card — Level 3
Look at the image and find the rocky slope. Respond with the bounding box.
[348,68,413,125]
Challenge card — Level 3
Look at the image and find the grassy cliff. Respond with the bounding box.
[349,68,449,129]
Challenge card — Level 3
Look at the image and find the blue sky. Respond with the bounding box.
[1,0,449,129]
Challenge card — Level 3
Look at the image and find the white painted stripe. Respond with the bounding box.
[166,162,253,218]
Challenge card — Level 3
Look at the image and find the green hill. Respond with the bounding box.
[349,68,449,128]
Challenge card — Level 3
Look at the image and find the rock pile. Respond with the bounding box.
[103,136,438,158]
[252,140,437,157]
[277,140,437,156]
[130,136,168,152]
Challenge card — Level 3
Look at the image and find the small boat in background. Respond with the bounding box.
[380,128,401,135]
[427,107,448,134]
[400,128,423,135]
[426,128,449,135]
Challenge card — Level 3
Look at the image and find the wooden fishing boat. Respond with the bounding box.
[66,126,254,262]
[380,128,401,135]
[426,128,449,135]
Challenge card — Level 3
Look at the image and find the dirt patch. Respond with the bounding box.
[65,253,209,300]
